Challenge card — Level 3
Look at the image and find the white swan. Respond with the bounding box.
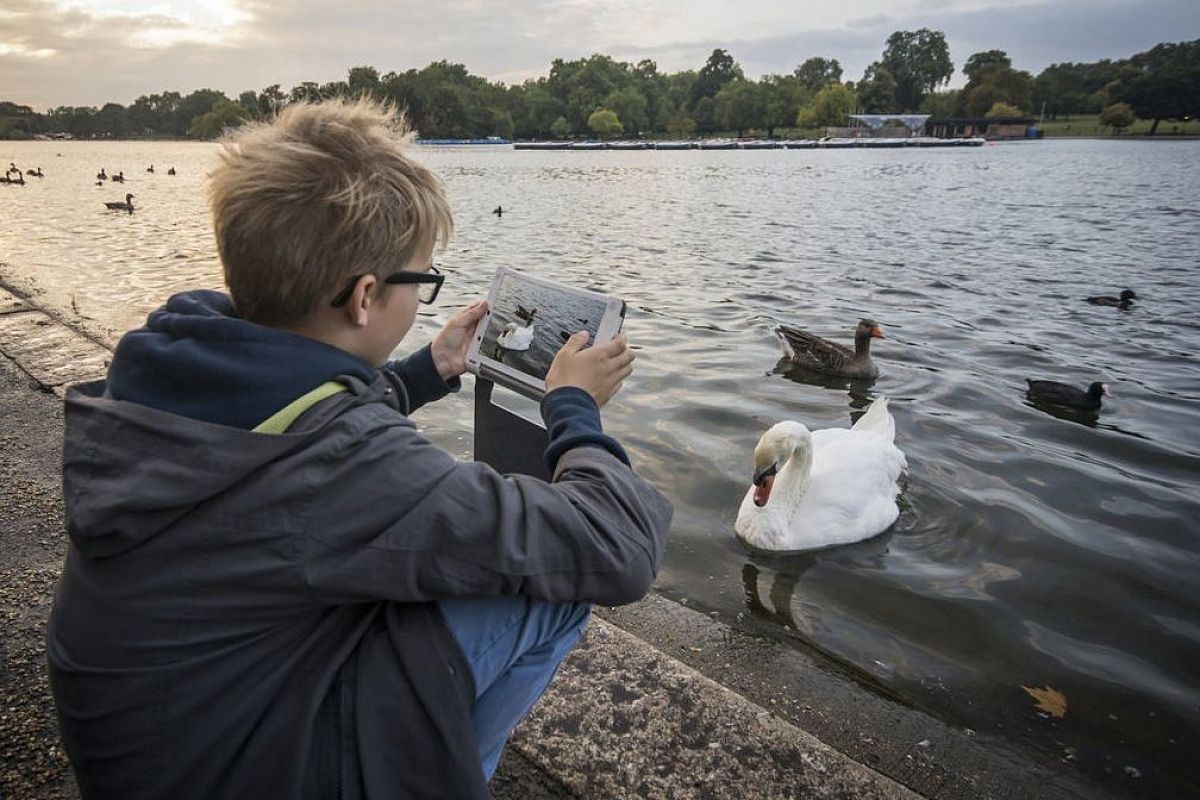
[735,398,907,551]
[497,320,534,351]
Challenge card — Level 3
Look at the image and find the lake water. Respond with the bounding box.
[2,139,1198,796]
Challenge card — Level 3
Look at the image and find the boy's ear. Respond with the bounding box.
[342,275,378,328]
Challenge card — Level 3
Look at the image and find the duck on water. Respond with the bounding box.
[1086,289,1136,309]
[775,318,885,379]
[1026,380,1107,410]
[105,193,134,213]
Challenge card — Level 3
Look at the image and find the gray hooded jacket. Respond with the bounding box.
[48,369,673,799]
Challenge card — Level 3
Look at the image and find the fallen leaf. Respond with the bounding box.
[1022,685,1067,718]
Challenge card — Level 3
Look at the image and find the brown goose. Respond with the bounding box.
[775,318,885,379]
[104,193,134,213]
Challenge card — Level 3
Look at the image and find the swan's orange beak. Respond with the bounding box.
[753,474,775,507]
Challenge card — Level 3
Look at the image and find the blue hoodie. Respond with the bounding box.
[106,289,627,470]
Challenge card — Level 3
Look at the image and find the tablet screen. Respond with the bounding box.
[477,270,612,382]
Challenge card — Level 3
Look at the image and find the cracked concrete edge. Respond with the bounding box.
[0,295,921,799]
[510,617,920,800]
[0,285,110,397]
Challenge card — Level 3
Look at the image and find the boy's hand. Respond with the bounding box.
[431,300,488,380]
[545,332,634,408]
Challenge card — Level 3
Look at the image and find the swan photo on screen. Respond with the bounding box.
[468,267,625,396]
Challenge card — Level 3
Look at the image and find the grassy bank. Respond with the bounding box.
[1038,114,1199,137]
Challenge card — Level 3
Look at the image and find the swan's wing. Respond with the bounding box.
[775,325,852,372]
[794,433,907,547]
[851,397,894,443]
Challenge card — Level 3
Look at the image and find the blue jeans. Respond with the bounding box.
[438,596,591,779]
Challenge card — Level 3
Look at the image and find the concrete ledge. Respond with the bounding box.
[0,286,109,396]
[512,618,917,799]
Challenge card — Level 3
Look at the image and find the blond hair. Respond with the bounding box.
[208,98,453,325]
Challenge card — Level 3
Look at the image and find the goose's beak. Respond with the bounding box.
[871,325,885,339]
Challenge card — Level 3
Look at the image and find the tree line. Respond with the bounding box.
[2,34,1196,141]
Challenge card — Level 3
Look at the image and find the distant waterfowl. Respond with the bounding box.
[1086,289,1136,309]
[111,171,125,183]
[1026,380,1107,410]
[776,318,885,379]
[493,205,503,216]
[104,193,134,213]
[96,168,107,181]
[26,167,43,177]
[147,165,155,173]
[497,320,534,351]
[2,169,25,186]
[167,166,176,175]
[515,304,538,324]
[735,398,907,551]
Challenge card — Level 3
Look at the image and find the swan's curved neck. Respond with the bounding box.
[774,436,813,511]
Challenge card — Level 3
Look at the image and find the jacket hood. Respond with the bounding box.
[106,289,375,430]
[62,373,401,558]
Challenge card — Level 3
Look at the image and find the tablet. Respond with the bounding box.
[466,267,626,399]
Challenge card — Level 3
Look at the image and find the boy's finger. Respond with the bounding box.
[560,330,590,353]
[596,334,628,356]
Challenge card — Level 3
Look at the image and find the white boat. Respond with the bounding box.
[568,141,607,150]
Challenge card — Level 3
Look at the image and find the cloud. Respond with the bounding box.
[1,0,1197,108]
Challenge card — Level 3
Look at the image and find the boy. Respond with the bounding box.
[47,99,672,799]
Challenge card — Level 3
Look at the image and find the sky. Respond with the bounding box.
[2,0,1198,109]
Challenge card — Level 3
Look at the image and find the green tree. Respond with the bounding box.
[237,91,262,119]
[857,64,898,111]
[964,66,1033,116]
[1098,101,1136,132]
[547,54,637,132]
[796,82,856,129]
[1033,60,1122,118]
[258,84,286,117]
[665,109,696,136]
[95,103,132,138]
[188,98,250,138]
[715,79,764,136]
[760,74,808,137]
[985,102,1022,118]
[587,107,623,137]
[176,89,229,137]
[690,48,743,107]
[602,86,648,135]
[794,57,843,92]
[348,66,381,98]
[550,115,570,138]
[692,96,718,133]
[963,50,1011,83]
[875,28,954,110]
[289,82,321,103]
[1112,40,1200,134]
[920,89,962,118]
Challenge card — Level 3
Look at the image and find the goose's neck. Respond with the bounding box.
[854,333,873,360]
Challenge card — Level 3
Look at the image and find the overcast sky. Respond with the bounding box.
[2,0,1198,109]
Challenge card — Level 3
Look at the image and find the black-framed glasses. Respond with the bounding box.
[330,265,444,307]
